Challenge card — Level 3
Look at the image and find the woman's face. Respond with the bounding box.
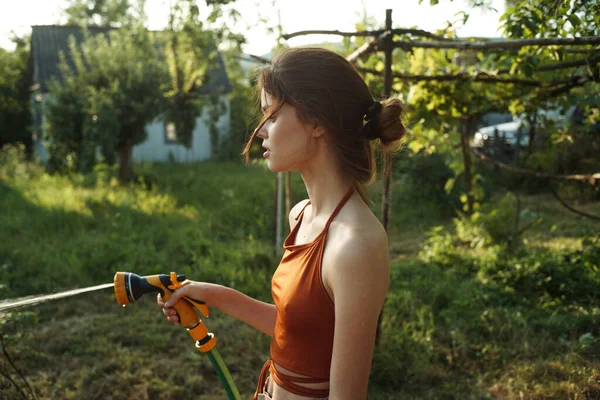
[257,90,315,173]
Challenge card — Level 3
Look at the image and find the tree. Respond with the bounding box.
[493,0,599,179]
[163,0,235,152]
[64,0,133,27]
[391,1,598,212]
[46,0,245,182]
[0,36,32,152]
[47,27,167,179]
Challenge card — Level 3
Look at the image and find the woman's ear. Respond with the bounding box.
[312,121,326,139]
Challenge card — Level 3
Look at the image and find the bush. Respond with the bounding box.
[385,226,600,399]
[453,192,543,250]
[392,152,461,226]
[0,143,43,180]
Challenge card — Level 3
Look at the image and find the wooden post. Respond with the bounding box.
[527,112,537,157]
[493,128,500,172]
[381,9,393,233]
[273,174,278,252]
[285,172,292,234]
[275,172,284,256]
[377,8,393,347]
[514,125,523,163]
[460,117,475,215]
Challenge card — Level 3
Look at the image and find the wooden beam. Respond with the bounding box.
[472,148,600,183]
[536,52,600,72]
[283,27,449,41]
[393,36,600,51]
[346,37,383,64]
[564,48,600,54]
[489,53,600,75]
[245,53,271,64]
[549,183,600,221]
[283,29,382,40]
[357,67,543,86]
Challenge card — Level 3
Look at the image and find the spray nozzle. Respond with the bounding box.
[113,272,171,305]
[112,271,233,397]
[113,272,209,318]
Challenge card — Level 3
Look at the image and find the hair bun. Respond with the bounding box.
[365,101,383,121]
[360,98,406,146]
[376,97,407,149]
[361,102,383,141]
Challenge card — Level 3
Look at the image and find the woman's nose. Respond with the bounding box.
[256,122,268,139]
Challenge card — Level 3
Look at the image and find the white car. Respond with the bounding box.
[472,107,574,149]
[472,119,529,148]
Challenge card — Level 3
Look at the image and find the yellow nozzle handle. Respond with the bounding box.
[184,297,210,318]
[169,272,210,318]
[160,288,201,328]
[188,321,217,352]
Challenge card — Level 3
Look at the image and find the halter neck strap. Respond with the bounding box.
[295,186,354,224]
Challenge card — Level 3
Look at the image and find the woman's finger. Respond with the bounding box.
[164,286,189,308]
[157,293,165,307]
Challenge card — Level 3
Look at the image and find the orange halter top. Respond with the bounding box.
[253,187,355,399]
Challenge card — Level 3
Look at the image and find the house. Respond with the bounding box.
[30,25,232,164]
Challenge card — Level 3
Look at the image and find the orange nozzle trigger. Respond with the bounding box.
[169,271,189,290]
[168,272,210,318]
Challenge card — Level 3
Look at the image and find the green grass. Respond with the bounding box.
[1,160,599,399]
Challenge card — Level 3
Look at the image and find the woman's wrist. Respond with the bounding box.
[200,282,226,309]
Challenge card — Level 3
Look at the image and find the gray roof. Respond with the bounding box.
[31,25,232,94]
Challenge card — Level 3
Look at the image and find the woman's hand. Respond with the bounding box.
[156,281,216,326]
[157,281,277,336]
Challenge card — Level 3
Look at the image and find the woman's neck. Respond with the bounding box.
[298,150,354,219]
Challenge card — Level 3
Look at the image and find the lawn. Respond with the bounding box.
[1,160,599,399]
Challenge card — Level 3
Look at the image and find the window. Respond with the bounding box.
[164,122,178,143]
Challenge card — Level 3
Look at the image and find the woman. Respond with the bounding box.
[157,47,406,400]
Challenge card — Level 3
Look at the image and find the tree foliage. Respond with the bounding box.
[64,0,134,27]
[46,0,245,182]
[0,37,32,152]
[352,1,599,216]
[47,27,167,179]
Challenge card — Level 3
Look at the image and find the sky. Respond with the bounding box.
[0,0,506,54]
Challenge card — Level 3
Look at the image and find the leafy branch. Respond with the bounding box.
[358,67,544,86]
[393,36,600,51]
[471,148,600,183]
[0,333,36,400]
[282,28,450,41]
[549,183,600,221]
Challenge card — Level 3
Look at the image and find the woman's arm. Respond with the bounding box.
[326,230,390,400]
[158,199,311,336]
[158,283,277,336]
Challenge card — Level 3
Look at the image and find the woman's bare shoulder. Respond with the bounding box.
[338,199,387,246]
[288,199,310,231]
[326,199,389,269]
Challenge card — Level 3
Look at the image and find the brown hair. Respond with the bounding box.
[242,47,406,202]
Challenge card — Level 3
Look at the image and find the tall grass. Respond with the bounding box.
[1,151,600,399]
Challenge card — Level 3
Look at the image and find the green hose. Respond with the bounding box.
[207,348,241,400]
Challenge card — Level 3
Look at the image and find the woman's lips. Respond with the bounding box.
[263,150,271,158]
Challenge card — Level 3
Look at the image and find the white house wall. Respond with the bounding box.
[31,92,49,165]
[133,96,230,163]
[33,96,230,165]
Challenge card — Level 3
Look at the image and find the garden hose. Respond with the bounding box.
[113,271,241,400]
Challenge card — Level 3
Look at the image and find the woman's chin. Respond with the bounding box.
[267,164,283,173]
[265,160,290,173]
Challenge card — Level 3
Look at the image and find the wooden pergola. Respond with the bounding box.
[260,8,600,244]
[241,7,600,344]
